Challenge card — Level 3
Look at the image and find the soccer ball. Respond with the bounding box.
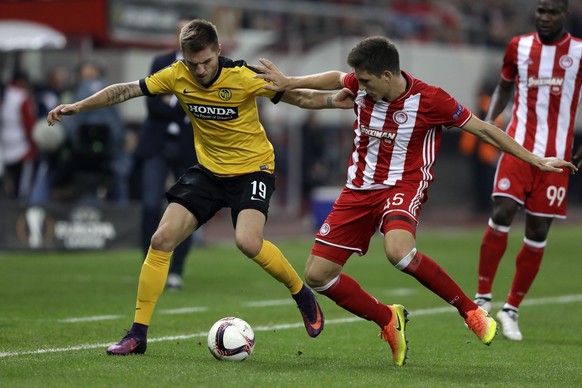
[207,317,255,361]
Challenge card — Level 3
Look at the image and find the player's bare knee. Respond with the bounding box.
[235,235,262,258]
[491,203,517,226]
[491,213,512,227]
[392,248,418,271]
[150,227,181,252]
[304,268,325,288]
[525,227,549,242]
[150,230,171,251]
[304,265,339,289]
[384,245,412,266]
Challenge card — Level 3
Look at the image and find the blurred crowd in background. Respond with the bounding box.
[0,59,132,206]
[1,0,582,216]
[228,0,582,49]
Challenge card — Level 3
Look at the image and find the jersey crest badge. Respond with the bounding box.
[393,110,408,125]
[497,178,510,191]
[319,223,331,236]
[559,55,573,70]
[218,88,232,101]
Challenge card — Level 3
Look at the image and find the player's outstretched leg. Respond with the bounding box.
[292,284,324,338]
[379,304,409,366]
[251,240,324,337]
[465,307,497,345]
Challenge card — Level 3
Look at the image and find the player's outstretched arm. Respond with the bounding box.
[254,58,345,92]
[280,88,354,109]
[47,81,143,125]
[463,116,578,174]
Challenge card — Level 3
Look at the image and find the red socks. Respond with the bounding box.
[477,220,545,309]
[318,273,392,328]
[318,250,478,323]
[507,240,544,308]
[399,250,475,318]
[477,221,509,294]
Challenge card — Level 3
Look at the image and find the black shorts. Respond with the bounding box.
[166,164,276,227]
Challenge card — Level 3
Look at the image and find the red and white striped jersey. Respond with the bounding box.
[501,32,582,160]
[341,71,472,190]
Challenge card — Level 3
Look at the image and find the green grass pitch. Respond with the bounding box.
[1,224,581,387]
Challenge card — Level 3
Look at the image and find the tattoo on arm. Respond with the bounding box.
[327,96,333,108]
[103,83,142,106]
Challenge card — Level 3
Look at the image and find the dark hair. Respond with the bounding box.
[180,19,219,53]
[347,36,400,76]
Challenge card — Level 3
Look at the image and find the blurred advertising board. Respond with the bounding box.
[0,201,140,250]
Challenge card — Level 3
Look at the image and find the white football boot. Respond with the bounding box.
[166,273,184,290]
[496,309,523,341]
[474,297,492,313]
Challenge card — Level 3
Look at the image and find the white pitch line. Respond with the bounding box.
[518,294,582,306]
[159,307,209,315]
[243,299,294,307]
[58,315,121,323]
[1,294,581,358]
[58,307,209,324]
[381,288,418,296]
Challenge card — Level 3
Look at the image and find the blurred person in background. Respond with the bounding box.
[36,66,71,119]
[0,69,38,201]
[300,112,332,211]
[67,59,131,204]
[29,65,72,204]
[472,0,582,341]
[135,19,200,290]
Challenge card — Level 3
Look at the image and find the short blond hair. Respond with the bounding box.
[180,19,219,53]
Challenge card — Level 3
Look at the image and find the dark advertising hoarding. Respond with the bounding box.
[0,202,140,250]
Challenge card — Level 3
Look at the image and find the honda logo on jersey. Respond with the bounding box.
[186,104,238,121]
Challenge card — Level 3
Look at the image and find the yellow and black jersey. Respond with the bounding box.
[139,57,283,176]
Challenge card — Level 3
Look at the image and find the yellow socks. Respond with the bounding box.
[134,247,172,325]
[252,240,303,295]
[133,241,301,326]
